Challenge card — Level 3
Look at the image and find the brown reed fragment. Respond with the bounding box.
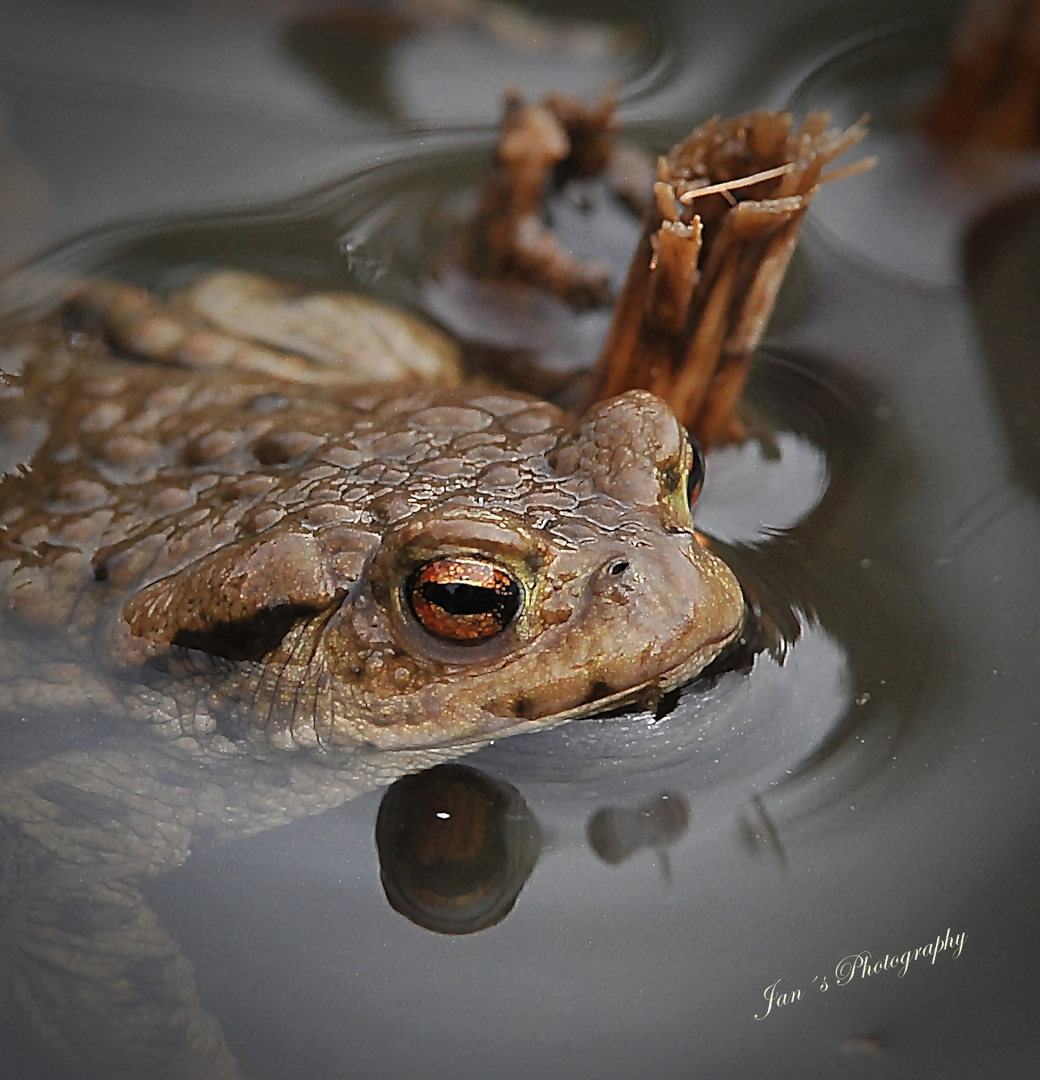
[924,0,1040,149]
[588,110,872,447]
[465,90,617,308]
[543,91,618,179]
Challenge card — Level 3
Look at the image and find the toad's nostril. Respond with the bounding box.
[608,560,630,576]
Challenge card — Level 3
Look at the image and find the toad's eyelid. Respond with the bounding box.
[389,511,536,563]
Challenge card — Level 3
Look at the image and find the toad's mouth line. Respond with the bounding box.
[428,613,747,751]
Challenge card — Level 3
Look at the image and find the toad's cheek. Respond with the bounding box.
[558,543,741,703]
[473,539,744,727]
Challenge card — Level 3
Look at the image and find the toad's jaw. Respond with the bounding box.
[382,576,745,752]
[421,616,744,751]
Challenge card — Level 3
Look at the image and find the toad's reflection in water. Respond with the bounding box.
[375,763,541,935]
[0,265,743,1079]
[586,792,689,876]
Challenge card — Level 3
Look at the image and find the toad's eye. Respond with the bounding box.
[686,433,705,508]
[408,557,522,644]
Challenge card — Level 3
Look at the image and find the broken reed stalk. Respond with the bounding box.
[923,0,1040,149]
[467,90,615,307]
[588,110,872,447]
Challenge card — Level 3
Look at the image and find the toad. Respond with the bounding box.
[0,270,742,1079]
[0,270,743,754]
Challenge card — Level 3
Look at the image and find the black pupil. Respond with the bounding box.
[421,580,520,622]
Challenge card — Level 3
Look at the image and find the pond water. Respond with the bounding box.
[1,1,1038,1078]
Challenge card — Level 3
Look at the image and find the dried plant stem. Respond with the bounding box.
[467,90,616,307]
[589,111,871,447]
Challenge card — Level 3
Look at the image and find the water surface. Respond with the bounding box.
[2,1,1038,1078]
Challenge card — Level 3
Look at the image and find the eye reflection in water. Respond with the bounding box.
[376,765,699,930]
[586,792,690,881]
[375,763,542,934]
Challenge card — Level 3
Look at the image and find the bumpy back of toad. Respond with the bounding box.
[0,301,742,755]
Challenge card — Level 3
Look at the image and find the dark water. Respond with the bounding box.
[2,1,1039,1077]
